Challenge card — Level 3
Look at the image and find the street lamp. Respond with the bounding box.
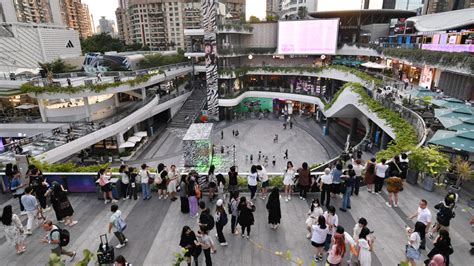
[248,54,253,60]
[233,144,236,166]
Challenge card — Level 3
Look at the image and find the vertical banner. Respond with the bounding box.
[202,0,219,120]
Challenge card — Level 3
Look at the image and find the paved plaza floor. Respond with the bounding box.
[130,118,333,172]
[0,181,471,265]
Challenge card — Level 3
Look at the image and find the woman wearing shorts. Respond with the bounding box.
[311,215,329,262]
[257,165,269,200]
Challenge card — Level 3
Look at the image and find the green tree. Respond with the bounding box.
[80,33,126,54]
[139,52,188,69]
[297,6,308,19]
[266,15,277,22]
[248,16,260,23]
[39,58,76,73]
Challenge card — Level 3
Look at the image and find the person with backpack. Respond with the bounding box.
[108,204,128,249]
[229,191,240,235]
[429,193,456,239]
[41,220,76,261]
[215,199,228,246]
[98,169,117,204]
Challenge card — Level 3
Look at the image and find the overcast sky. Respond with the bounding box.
[82,0,118,30]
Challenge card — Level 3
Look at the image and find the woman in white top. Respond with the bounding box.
[1,205,26,254]
[318,168,333,208]
[352,159,365,196]
[283,161,295,202]
[323,206,339,252]
[405,221,424,266]
[118,165,130,200]
[167,165,179,201]
[357,227,372,266]
[311,215,329,262]
[247,165,258,200]
[257,165,269,200]
[306,198,324,239]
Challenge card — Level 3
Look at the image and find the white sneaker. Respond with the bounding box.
[20,211,27,216]
[111,199,118,203]
[124,238,129,243]
[393,203,398,208]
[104,200,109,204]
[69,221,78,226]
[220,242,228,246]
[115,243,126,249]
[288,196,291,201]
[43,207,51,212]
[385,202,392,208]
[285,198,289,202]
[25,230,32,235]
[122,198,128,201]
[159,195,163,199]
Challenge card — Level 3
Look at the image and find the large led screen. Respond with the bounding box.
[277,19,339,55]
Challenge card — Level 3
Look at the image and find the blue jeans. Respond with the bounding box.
[342,186,352,210]
[141,183,151,199]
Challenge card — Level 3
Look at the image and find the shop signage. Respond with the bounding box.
[419,66,433,89]
[421,44,474,53]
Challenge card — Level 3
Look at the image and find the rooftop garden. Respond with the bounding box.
[20,71,163,95]
[218,65,383,86]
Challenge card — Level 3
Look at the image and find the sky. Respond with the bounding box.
[82,0,118,31]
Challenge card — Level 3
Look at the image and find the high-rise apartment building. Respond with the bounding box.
[98,16,116,35]
[60,0,93,38]
[281,0,318,19]
[423,0,474,14]
[266,0,280,16]
[116,0,245,51]
[0,0,63,24]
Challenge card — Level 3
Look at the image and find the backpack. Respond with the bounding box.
[30,175,41,188]
[219,211,228,226]
[51,226,70,246]
[203,212,215,231]
[115,215,127,232]
[436,204,454,225]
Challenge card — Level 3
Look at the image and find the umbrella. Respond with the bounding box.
[134,131,148,137]
[436,117,463,128]
[448,123,474,132]
[431,99,467,109]
[407,88,439,98]
[127,136,142,143]
[15,103,38,109]
[434,108,473,119]
[429,130,474,153]
[119,141,136,148]
[361,62,386,69]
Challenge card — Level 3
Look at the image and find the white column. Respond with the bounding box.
[141,88,146,102]
[83,96,91,122]
[38,99,47,123]
[114,93,120,107]
[116,132,125,147]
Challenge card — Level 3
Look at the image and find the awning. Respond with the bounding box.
[434,108,474,119]
[119,141,136,148]
[437,117,463,128]
[134,131,148,137]
[127,136,143,143]
[431,99,468,109]
[15,103,38,109]
[361,62,386,69]
[407,88,439,98]
[429,130,474,153]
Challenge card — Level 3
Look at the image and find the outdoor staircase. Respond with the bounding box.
[168,88,207,128]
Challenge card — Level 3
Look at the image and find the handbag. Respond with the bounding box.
[147,171,154,185]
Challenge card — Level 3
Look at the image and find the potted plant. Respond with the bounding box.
[406,147,426,185]
[419,146,450,192]
[448,157,471,193]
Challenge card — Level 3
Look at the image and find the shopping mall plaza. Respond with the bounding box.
[0,5,473,266]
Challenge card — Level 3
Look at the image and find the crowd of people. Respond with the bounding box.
[0,153,465,266]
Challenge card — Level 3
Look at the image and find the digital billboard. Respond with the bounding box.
[277,19,339,55]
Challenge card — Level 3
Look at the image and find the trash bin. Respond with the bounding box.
[323,126,328,136]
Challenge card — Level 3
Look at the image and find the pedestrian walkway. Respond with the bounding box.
[0,179,470,265]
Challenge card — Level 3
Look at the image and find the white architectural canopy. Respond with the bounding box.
[407,8,474,32]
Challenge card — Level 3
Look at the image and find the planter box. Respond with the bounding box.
[406,169,419,185]
[422,176,435,192]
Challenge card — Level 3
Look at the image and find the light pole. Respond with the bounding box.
[233,144,236,167]
[188,56,195,89]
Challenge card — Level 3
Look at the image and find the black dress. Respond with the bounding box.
[54,190,74,219]
[266,198,281,225]
[180,231,202,258]
[426,239,453,265]
[237,203,255,227]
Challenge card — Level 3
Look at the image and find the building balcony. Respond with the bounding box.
[217,47,276,57]
[217,23,253,34]
[184,28,204,36]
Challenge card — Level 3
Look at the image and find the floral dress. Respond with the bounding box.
[2,214,25,246]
